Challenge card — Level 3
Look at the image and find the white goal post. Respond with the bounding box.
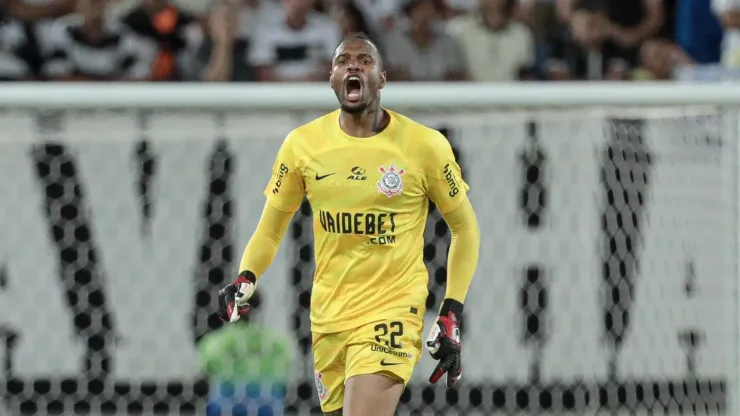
[0,82,737,416]
[1,82,740,108]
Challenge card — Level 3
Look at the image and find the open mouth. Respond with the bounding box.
[344,75,363,103]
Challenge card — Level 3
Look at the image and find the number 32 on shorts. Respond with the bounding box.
[374,321,404,349]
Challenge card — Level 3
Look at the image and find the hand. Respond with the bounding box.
[217,271,256,322]
[426,306,462,387]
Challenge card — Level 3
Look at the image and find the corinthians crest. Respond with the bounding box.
[314,371,328,401]
[377,164,405,197]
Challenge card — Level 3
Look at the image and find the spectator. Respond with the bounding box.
[632,38,692,80]
[122,0,203,81]
[713,0,740,68]
[608,0,665,48]
[447,0,535,81]
[384,0,466,81]
[554,0,667,79]
[557,0,664,49]
[351,0,398,34]
[4,0,75,75]
[517,0,567,78]
[548,0,633,80]
[42,0,154,81]
[249,0,340,82]
[676,0,722,64]
[445,0,477,16]
[328,0,377,43]
[195,0,259,82]
[0,0,40,80]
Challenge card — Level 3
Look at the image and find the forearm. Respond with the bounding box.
[238,201,294,280]
[440,197,480,314]
[203,40,234,82]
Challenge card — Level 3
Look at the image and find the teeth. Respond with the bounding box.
[347,75,361,82]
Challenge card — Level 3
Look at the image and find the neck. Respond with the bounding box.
[339,100,388,138]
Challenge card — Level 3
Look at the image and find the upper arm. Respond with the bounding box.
[263,133,306,213]
[424,131,469,215]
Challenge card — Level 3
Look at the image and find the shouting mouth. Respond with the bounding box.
[344,75,363,103]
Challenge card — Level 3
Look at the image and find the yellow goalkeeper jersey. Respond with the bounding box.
[264,109,469,334]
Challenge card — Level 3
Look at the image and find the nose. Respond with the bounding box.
[347,60,361,72]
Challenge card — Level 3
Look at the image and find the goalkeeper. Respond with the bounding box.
[218,32,480,416]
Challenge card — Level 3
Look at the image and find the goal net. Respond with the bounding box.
[0,84,736,416]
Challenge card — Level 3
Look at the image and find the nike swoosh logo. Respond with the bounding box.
[380,359,402,366]
[315,173,336,180]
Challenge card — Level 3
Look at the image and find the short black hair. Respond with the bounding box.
[342,31,373,43]
[337,32,384,69]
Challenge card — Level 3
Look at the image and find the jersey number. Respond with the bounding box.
[374,321,403,349]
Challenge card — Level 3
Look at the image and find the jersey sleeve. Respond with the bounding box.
[263,133,306,212]
[425,131,469,215]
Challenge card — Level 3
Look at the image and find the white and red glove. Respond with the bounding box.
[426,299,463,388]
[217,271,257,322]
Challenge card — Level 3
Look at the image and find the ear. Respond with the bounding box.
[378,71,387,91]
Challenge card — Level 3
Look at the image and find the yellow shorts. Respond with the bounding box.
[312,316,423,412]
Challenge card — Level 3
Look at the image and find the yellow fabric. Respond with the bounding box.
[311,315,423,412]
[440,197,480,304]
[238,202,294,278]
[263,109,470,333]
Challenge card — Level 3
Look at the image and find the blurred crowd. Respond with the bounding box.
[0,0,732,82]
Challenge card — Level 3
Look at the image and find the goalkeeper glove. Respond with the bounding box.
[217,271,256,323]
[426,299,463,388]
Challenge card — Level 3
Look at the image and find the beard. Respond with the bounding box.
[337,91,379,115]
[340,101,369,114]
